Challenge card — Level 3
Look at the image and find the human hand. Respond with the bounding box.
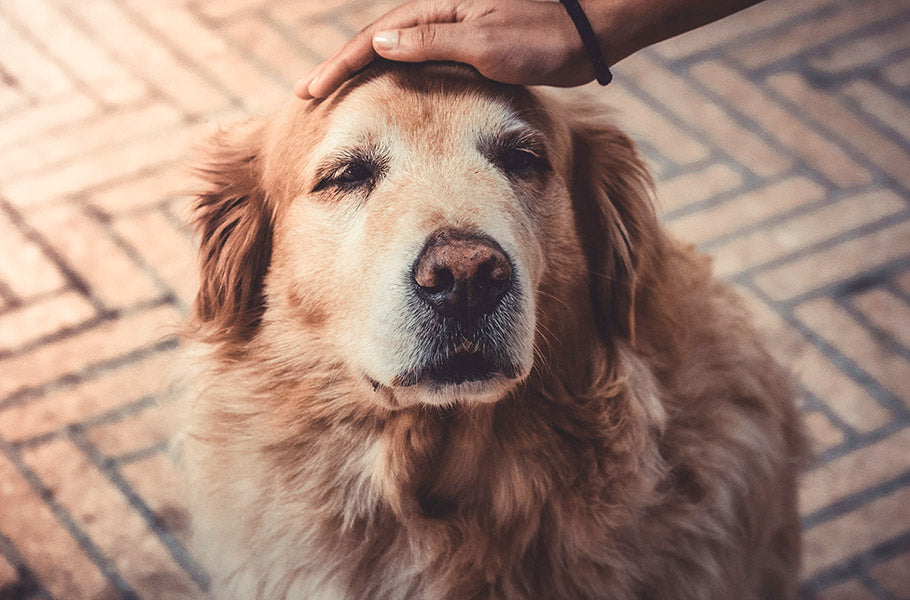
[295,0,606,99]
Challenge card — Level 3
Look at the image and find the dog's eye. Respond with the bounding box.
[313,161,376,192]
[498,147,546,177]
[335,163,374,186]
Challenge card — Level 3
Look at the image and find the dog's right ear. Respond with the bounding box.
[191,122,272,342]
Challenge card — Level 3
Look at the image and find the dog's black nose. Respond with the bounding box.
[413,229,512,323]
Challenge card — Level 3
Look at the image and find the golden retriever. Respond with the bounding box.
[175,62,806,600]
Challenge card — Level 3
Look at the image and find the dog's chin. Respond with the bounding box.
[392,373,519,407]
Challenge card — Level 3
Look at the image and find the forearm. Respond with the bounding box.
[585,0,764,64]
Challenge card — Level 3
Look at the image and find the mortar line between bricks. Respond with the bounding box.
[0,198,106,313]
[798,47,910,96]
[0,530,55,600]
[833,296,910,362]
[68,427,211,591]
[800,530,910,599]
[0,288,67,318]
[812,420,908,466]
[736,278,910,422]
[798,385,861,446]
[53,1,213,121]
[0,435,141,599]
[659,0,865,69]
[0,294,175,362]
[700,206,910,254]
[1,9,110,110]
[719,56,910,195]
[802,469,910,529]
[657,165,788,223]
[0,337,179,411]
[884,280,910,307]
[110,440,169,466]
[6,393,161,452]
[81,203,184,311]
[745,11,910,82]
[0,278,21,309]
[722,220,910,289]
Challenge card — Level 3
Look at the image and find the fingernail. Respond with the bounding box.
[373,30,399,51]
[293,78,310,98]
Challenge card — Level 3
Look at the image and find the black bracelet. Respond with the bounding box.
[558,0,613,86]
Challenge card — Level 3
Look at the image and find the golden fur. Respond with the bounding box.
[175,63,806,600]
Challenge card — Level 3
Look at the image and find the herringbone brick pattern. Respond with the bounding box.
[0,0,907,598]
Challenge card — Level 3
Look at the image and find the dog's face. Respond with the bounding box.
[192,64,656,408]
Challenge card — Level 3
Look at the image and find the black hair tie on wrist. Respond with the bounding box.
[558,0,613,86]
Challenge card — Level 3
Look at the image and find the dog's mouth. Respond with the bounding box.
[392,347,520,388]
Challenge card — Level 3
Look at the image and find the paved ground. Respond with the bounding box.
[0,0,907,598]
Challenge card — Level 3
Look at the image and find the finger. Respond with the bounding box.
[372,22,479,64]
[295,0,462,98]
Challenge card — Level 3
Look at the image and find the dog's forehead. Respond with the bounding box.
[319,68,539,150]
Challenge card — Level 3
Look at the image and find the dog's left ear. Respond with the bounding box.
[191,121,273,342]
[568,108,661,346]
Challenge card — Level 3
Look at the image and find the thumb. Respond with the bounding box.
[372,23,474,63]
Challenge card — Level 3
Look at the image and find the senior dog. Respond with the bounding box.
[175,62,806,600]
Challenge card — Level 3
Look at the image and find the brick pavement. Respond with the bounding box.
[0,0,907,598]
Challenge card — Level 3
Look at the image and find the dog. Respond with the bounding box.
[174,62,806,600]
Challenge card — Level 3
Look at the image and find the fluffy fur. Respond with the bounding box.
[174,63,806,600]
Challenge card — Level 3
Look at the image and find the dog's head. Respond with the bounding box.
[191,63,659,407]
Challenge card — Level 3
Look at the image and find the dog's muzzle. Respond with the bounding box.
[398,228,522,386]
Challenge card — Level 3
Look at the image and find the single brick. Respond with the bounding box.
[617,54,790,177]
[870,552,910,599]
[0,304,181,400]
[6,0,146,106]
[197,0,270,20]
[120,453,194,548]
[852,289,910,350]
[895,270,910,296]
[841,80,910,143]
[271,0,359,25]
[0,16,75,99]
[0,85,27,115]
[86,403,170,459]
[26,205,162,310]
[608,81,711,167]
[803,411,845,454]
[809,21,910,74]
[90,162,190,215]
[0,211,67,299]
[691,61,871,188]
[656,163,743,215]
[803,486,910,576]
[801,428,910,515]
[0,103,183,181]
[0,453,115,598]
[796,298,910,403]
[714,188,905,279]
[23,438,207,599]
[0,348,176,442]
[0,291,96,353]
[667,176,824,245]
[731,0,906,69]
[223,15,320,86]
[67,0,228,115]
[113,207,199,309]
[739,291,892,432]
[0,93,96,149]
[768,72,910,190]
[653,0,836,60]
